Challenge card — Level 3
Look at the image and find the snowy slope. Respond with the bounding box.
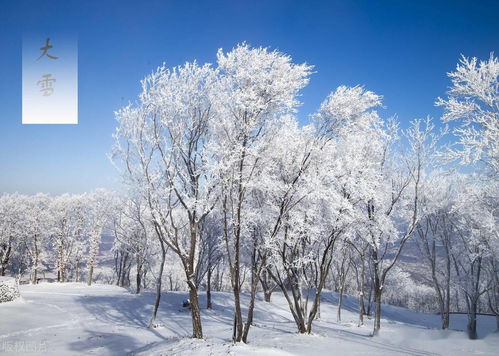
[0,283,497,355]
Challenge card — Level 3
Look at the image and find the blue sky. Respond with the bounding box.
[0,0,497,194]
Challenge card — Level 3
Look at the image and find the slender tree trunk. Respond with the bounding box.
[270,267,308,334]
[58,237,64,283]
[229,136,247,343]
[207,266,212,309]
[75,260,79,282]
[184,221,203,339]
[443,253,451,329]
[115,252,122,286]
[358,261,366,326]
[1,239,12,276]
[120,253,129,287]
[87,265,94,286]
[62,259,66,282]
[232,279,244,341]
[336,255,350,323]
[136,257,142,294]
[367,280,373,316]
[149,242,166,328]
[373,261,382,335]
[467,256,482,340]
[242,241,262,343]
[260,269,273,302]
[242,279,258,343]
[87,229,102,286]
[125,263,131,286]
[374,288,382,335]
[337,287,344,322]
[143,268,148,289]
[32,236,39,284]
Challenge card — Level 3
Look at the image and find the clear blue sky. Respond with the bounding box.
[0,0,497,194]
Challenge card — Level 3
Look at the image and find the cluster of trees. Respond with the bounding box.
[1,45,496,342]
[110,44,498,341]
[0,190,115,285]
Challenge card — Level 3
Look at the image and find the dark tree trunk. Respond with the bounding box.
[358,261,366,326]
[260,269,274,303]
[87,265,94,286]
[242,240,263,343]
[188,281,203,339]
[206,265,212,309]
[149,241,166,328]
[32,236,39,285]
[74,260,80,283]
[373,261,382,335]
[337,288,344,322]
[466,256,482,340]
[1,238,12,276]
[232,279,244,341]
[443,252,451,329]
[367,280,373,316]
[136,256,142,294]
[467,303,478,340]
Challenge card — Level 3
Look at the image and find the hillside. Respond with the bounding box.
[0,283,497,355]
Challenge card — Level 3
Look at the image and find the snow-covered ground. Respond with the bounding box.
[0,283,497,355]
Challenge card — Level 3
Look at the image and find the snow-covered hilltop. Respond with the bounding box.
[0,283,497,355]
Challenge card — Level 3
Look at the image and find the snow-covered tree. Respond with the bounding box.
[369,117,445,335]
[436,54,499,179]
[111,194,154,294]
[85,189,116,286]
[112,59,222,337]
[51,194,88,282]
[451,178,498,339]
[0,194,24,276]
[213,43,312,342]
[415,172,460,329]
[20,193,52,284]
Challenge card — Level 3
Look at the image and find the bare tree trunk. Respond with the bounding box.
[242,240,263,343]
[120,253,129,287]
[260,269,274,302]
[358,260,366,326]
[206,264,212,309]
[467,297,478,340]
[32,236,39,285]
[232,278,244,341]
[443,252,451,329]
[1,238,12,276]
[373,260,382,335]
[336,251,350,323]
[187,280,203,338]
[337,287,344,322]
[115,252,122,286]
[57,237,64,283]
[367,279,373,316]
[149,241,166,328]
[87,265,94,286]
[136,256,142,294]
[75,259,80,282]
[242,278,258,343]
[467,256,482,340]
